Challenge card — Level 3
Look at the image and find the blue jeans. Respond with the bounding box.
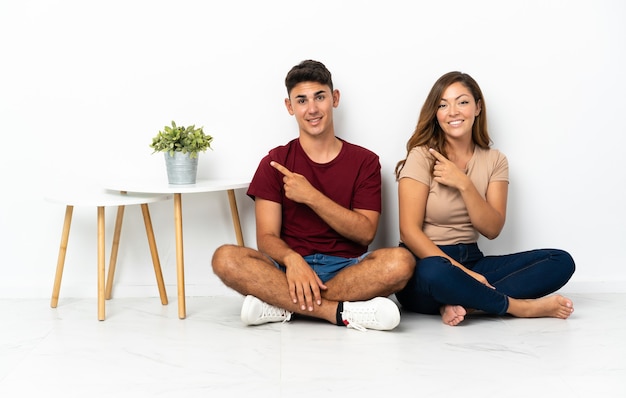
[395,243,575,315]
[271,252,370,283]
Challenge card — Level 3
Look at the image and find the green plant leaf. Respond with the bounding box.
[150,121,213,155]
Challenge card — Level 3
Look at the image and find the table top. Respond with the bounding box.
[105,178,250,195]
[45,188,172,207]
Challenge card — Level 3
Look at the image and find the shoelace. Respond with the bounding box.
[261,303,292,323]
[341,309,378,332]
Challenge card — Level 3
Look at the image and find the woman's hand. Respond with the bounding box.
[429,148,470,191]
[465,268,495,289]
[450,257,495,289]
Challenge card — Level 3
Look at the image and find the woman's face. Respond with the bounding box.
[436,82,481,141]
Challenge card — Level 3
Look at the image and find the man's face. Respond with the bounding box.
[285,81,339,138]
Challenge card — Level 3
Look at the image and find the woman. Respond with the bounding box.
[395,71,575,326]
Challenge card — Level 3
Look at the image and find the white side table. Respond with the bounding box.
[106,178,250,319]
[46,188,172,320]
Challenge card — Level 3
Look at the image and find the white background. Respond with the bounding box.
[1,0,624,298]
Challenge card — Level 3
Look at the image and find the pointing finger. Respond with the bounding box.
[270,161,293,177]
[428,148,447,161]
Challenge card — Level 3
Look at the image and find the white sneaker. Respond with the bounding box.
[241,295,292,325]
[341,297,401,331]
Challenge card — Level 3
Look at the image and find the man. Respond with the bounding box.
[211,60,415,331]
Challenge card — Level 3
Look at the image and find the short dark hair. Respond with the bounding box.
[285,60,333,96]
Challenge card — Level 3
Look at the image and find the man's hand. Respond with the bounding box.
[283,252,327,311]
[271,161,317,204]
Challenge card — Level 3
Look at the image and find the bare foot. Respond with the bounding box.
[440,305,467,326]
[508,294,574,319]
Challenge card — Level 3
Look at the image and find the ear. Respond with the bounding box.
[332,89,340,108]
[475,99,482,116]
[285,98,294,115]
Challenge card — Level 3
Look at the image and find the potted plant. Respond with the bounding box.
[150,121,214,184]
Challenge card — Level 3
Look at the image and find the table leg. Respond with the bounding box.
[51,205,73,308]
[227,189,245,246]
[141,203,168,305]
[105,205,125,300]
[174,193,186,319]
[97,206,106,321]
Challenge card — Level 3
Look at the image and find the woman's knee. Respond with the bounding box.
[552,249,576,278]
[417,257,454,284]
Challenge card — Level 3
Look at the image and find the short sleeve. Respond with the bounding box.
[398,146,432,186]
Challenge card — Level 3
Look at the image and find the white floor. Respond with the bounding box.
[1,292,625,397]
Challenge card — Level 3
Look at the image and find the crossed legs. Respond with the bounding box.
[211,244,415,325]
[397,246,576,326]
